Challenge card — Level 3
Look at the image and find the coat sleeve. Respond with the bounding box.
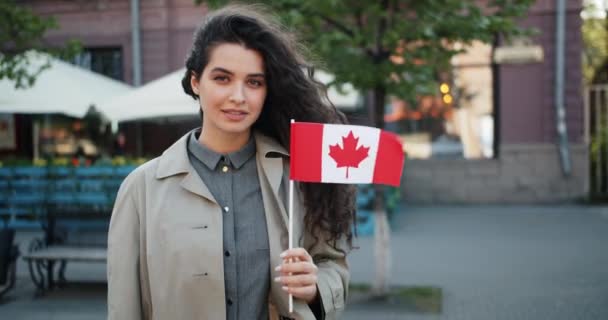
[107,173,144,319]
[306,233,350,320]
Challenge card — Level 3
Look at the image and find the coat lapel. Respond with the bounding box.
[254,132,289,229]
[180,172,217,203]
[155,129,217,203]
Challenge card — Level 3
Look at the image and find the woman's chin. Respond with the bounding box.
[218,124,252,136]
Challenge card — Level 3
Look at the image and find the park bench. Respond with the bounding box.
[0,165,134,295]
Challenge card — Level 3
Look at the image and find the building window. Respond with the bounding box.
[385,41,494,159]
[73,47,123,81]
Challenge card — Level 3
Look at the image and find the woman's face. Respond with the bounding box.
[190,43,267,140]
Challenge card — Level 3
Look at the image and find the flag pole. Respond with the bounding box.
[288,119,295,313]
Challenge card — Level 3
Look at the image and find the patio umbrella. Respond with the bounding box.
[99,68,361,122]
[99,68,198,123]
[0,52,132,118]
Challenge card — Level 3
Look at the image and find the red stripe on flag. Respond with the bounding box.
[290,122,323,182]
[372,131,404,186]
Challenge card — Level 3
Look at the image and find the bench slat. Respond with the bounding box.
[22,246,107,262]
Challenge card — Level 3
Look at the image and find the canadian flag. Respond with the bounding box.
[290,122,404,186]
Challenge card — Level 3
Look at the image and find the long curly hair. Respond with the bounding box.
[181,5,356,247]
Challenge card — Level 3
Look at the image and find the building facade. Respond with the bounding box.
[404,0,587,203]
[22,0,588,203]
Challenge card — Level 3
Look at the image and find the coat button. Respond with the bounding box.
[222,166,229,173]
[227,298,233,306]
[223,206,230,213]
[225,250,230,257]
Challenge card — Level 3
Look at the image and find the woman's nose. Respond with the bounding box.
[229,84,246,104]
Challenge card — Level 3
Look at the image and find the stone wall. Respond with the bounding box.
[403,144,588,204]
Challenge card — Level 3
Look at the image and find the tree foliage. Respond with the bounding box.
[582,1,608,84]
[0,0,80,89]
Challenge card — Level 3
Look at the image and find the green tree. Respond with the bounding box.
[582,1,608,84]
[197,0,533,296]
[0,0,80,89]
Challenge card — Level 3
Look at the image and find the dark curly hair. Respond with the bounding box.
[181,4,356,247]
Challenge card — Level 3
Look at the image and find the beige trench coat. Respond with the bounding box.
[107,130,349,320]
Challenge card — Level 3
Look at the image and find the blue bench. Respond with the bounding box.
[0,165,137,294]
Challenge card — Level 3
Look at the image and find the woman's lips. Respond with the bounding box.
[222,110,248,121]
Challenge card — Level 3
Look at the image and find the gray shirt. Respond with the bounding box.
[187,130,270,320]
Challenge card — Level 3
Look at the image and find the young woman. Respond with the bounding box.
[107,5,355,320]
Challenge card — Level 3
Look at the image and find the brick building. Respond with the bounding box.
[18,0,587,203]
[404,0,587,203]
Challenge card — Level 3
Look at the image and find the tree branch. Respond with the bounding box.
[374,0,390,61]
[387,0,395,29]
[319,14,355,38]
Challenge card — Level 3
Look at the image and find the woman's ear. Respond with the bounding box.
[190,72,200,96]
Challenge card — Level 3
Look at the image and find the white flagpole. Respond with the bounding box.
[288,119,295,313]
[288,178,294,312]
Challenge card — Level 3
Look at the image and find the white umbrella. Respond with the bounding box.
[0,52,132,118]
[99,68,361,123]
[100,68,199,122]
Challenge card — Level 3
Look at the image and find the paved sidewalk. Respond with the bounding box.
[347,205,608,320]
[1,205,608,319]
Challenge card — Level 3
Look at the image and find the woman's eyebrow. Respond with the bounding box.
[210,67,234,75]
[210,67,265,78]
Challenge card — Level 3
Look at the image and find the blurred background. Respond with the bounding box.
[0,0,607,319]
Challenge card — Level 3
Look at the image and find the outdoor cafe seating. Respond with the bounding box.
[0,164,135,296]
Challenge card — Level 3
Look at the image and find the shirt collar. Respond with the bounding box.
[187,129,256,170]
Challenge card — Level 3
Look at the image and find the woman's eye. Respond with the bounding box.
[248,79,264,87]
[214,76,229,82]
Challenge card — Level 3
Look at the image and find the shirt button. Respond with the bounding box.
[225,250,230,257]
[227,298,233,306]
[222,166,229,173]
[223,206,229,213]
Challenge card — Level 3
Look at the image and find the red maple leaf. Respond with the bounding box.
[328,130,370,178]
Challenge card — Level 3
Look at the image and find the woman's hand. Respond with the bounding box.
[274,248,319,304]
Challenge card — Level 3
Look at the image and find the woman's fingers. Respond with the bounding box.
[277,248,319,302]
[275,274,317,287]
[280,247,313,262]
[281,285,317,297]
[275,260,317,274]
[275,273,318,302]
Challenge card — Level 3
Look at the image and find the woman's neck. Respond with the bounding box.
[198,127,251,154]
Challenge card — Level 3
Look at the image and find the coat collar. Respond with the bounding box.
[155,129,289,200]
[155,129,215,201]
[156,129,194,179]
[253,131,289,197]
